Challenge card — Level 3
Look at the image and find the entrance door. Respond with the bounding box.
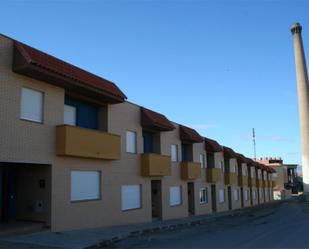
[151,180,162,220]
[227,186,232,210]
[2,168,16,221]
[187,182,195,215]
[211,184,217,213]
[257,188,260,204]
[250,188,253,206]
[240,187,244,208]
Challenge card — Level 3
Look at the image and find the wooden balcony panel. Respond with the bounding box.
[181,162,201,180]
[142,153,171,177]
[206,168,222,183]
[238,176,249,187]
[56,125,121,160]
[224,173,237,185]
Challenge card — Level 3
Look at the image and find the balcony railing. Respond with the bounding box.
[181,162,201,180]
[141,153,171,177]
[248,177,256,188]
[206,168,221,183]
[224,173,237,185]
[238,176,249,187]
[56,125,121,160]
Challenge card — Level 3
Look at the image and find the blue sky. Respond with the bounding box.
[1,0,308,166]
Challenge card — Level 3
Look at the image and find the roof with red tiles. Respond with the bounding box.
[179,125,204,143]
[236,153,250,163]
[223,146,237,159]
[141,107,175,131]
[204,137,223,153]
[13,41,126,103]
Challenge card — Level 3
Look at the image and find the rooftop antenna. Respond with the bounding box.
[252,128,256,160]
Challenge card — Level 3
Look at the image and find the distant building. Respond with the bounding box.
[256,157,299,200]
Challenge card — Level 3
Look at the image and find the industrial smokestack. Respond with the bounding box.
[291,23,309,195]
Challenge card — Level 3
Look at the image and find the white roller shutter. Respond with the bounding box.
[20,87,43,122]
[170,186,182,206]
[126,131,137,153]
[121,185,141,210]
[71,171,100,201]
[64,104,77,125]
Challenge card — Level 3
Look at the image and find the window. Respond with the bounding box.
[170,186,182,206]
[171,144,178,162]
[251,169,255,178]
[220,161,224,173]
[242,166,247,176]
[64,104,77,125]
[219,189,225,203]
[121,185,141,211]
[20,87,44,122]
[71,171,100,201]
[230,164,236,173]
[200,154,206,168]
[272,173,278,178]
[233,189,239,201]
[253,189,256,200]
[126,131,137,153]
[244,189,249,201]
[200,188,208,204]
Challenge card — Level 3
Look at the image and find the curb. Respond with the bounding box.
[88,201,282,248]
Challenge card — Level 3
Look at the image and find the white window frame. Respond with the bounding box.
[70,170,101,202]
[251,169,255,178]
[121,185,142,211]
[233,189,239,201]
[242,165,247,176]
[126,131,137,154]
[199,188,208,204]
[171,144,178,162]
[219,189,225,203]
[244,189,249,201]
[200,154,206,168]
[169,186,182,206]
[20,87,44,123]
[64,104,77,126]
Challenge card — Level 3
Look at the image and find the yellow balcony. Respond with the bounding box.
[272,180,276,188]
[181,162,201,180]
[248,178,256,188]
[224,173,237,185]
[206,168,221,183]
[238,176,248,187]
[56,125,121,160]
[141,153,171,177]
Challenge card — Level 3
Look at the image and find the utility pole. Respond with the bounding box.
[252,128,256,160]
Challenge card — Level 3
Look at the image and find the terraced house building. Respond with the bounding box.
[0,34,276,232]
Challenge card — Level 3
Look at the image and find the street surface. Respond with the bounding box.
[114,199,309,248]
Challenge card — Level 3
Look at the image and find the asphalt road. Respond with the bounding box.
[114,199,309,249]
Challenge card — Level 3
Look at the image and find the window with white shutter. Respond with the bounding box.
[126,131,137,153]
[64,104,77,125]
[170,186,182,206]
[121,185,141,211]
[233,189,239,201]
[71,171,100,201]
[171,144,178,162]
[20,87,44,123]
[219,189,225,203]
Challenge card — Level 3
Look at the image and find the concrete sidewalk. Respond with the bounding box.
[0,202,282,249]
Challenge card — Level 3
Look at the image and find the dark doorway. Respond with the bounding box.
[187,182,195,215]
[227,186,232,210]
[151,180,162,220]
[250,188,253,206]
[1,168,16,222]
[257,189,260,204]
[211,184,217,213]
[240,187,244,208]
